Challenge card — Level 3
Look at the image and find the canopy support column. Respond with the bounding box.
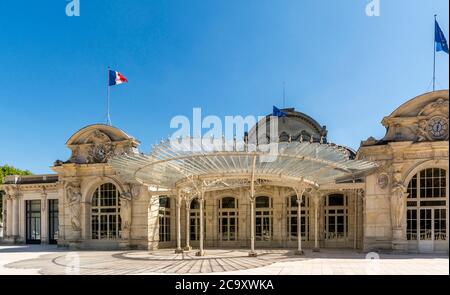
[249,155,258,257]
[184,197,192,251]
[294,185,307,255]
[175,191,183,254]
[313,192,320,252]
[196,188,205,256]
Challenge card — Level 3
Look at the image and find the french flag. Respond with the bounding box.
[108,69,128,86]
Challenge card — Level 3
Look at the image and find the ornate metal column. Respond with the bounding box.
[196,188,205,256]
[184,197,192,251]
[312,191,321,252]
[175,190,183,254]
[248,155,257,257]
[294,185,307,255]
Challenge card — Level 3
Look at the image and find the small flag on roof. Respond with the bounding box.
[273,106,288,117]
[435,19,449,54]
[108,69,128,86]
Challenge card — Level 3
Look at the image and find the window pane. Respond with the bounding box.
[221,197,236,208]
[256,196,270,208]
[91,183,120,240]
[328,194,344,206]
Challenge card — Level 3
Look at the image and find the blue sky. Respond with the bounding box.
[0,0,448,174]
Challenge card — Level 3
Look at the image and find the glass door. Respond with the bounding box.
[255,213,273,241]
[48,199,59,244]
[26,200,41,244]
[418,208,433,252]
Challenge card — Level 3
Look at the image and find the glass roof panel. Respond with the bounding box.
[110,140,377,190]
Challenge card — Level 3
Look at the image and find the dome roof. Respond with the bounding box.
[248,107,328,144]
[66,124,139,146]
[55,124,140,166]
[387,90,448,118]
[360,90,449,145]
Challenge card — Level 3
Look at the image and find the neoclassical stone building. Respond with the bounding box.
[1,90,448,254]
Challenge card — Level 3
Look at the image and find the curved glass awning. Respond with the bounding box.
[110,139,377,192]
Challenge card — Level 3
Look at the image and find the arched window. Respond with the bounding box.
[324,194,348,240]
[286,195,309,241]
[407,168,447,242]
[218,197,238,241]
[91,183,121,240]
[255,196,273,241]
[190,198,205,241]
[159,196,171,242]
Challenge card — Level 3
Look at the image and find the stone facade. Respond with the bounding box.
[358,90,449,253]
[1,91,448,253]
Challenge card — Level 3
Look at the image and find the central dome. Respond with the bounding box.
[247,107,328,144]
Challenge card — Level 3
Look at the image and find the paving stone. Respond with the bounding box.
[0,245,448,275]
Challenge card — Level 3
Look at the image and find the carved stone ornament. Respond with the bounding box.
[65,183,82,231]
[130,184,142,199]
[87,143,115,164]
[418,98,449,117]
[417,119,431,142]
[85,130,112,144]
[119,191,132,231]
[377,173,390,189]
[390,182,408,229]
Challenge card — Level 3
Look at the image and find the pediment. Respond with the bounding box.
[83,130,112,145]
[380,91,449,143]
[418,98,449,117]
[55,124,140,166]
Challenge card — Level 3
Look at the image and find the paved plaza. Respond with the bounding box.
[0,245,448,275]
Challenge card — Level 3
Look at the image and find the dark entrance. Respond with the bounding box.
[26,200,41,244]
[48,199,59,244]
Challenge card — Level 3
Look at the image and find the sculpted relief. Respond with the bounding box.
[119,191,132,231]
[415,98,449,142]
[378,97,449,143]
[390,182,408,230]
[66,183,82,231]
[59,129,138,165]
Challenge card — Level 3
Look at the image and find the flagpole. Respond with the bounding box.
[107,66,112,126]
[433,15,437,92]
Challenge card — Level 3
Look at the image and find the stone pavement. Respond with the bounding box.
[0,245,448,275]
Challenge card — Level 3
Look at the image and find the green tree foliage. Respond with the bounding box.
[0,164,32,184]
[0,165,32,223]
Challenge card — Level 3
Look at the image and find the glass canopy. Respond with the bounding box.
[110,139,377,192]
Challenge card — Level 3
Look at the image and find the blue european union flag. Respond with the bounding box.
[435,20,449,54]
[273,106,288,117]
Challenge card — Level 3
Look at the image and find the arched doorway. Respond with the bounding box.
[255,196,273,242]
[218,196,238,243]
[91,183,121,240]
[407,168,448,252]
